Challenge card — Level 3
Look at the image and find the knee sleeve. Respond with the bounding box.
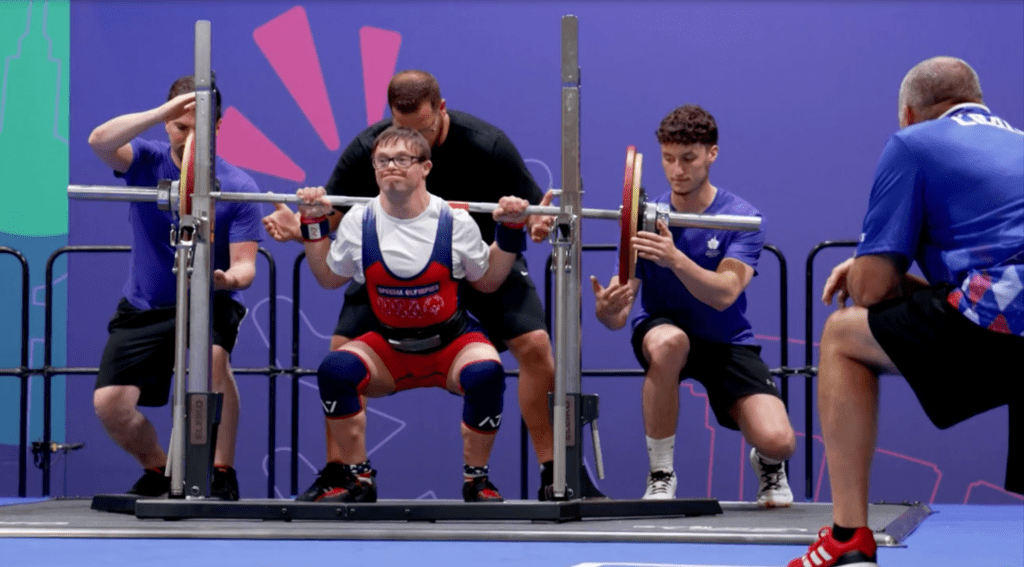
[317,350,368,418]
[459,360,506,433]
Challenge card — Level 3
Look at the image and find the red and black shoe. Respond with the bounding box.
[787,526,878,567]
[296,463,343,502]
[210,465,240,501]
[463,475,504,502]
[126,467,170,497]
[312,467,377,503]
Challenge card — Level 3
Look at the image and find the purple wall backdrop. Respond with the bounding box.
[29,1,1023,504]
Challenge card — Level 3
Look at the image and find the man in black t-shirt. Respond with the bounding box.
[264,70,601,501]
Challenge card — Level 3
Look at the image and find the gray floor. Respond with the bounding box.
[0,498,929,546]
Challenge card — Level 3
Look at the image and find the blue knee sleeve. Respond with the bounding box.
[460,360,506,432]
[317,351,368,417]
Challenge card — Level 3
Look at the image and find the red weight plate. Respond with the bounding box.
[619,146,640,285]
[179,132,196,219]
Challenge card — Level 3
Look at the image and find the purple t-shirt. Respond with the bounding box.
[115,138,264,309]
[631,188,765,345]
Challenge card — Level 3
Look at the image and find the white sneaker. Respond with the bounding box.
[750,448,793,508]
[642,470,677,500]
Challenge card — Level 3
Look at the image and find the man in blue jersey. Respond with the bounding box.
[87,75,264,501]
[787,57,1024,567]
[591,104,796,505]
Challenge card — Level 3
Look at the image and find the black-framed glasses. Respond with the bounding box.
[371,154,424,170]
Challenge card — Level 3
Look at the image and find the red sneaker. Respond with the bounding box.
[787,526,878,567]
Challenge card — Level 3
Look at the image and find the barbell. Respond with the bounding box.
[68,141,761,282]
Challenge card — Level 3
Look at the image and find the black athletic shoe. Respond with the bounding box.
[295,462,347,502]
[463,475,504,502]
[210,466,239,501]
[538,460,608,501]
[314,467,377,503]
[127,468,170,497]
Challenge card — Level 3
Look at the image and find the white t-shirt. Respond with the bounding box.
[327,194,490,284]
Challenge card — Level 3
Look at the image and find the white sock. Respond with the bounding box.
[646,435,675,473]
[755,450,782,466]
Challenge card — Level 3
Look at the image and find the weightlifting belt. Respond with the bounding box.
[379,309,469,354]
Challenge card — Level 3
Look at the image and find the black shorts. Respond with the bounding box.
[868,284,1024,429]
[334,256,548,352]
[631,315,781,430]
[95,296,248,407]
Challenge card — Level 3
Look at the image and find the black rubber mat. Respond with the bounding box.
[0,498,930,546]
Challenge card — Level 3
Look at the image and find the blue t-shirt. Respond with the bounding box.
[857,103,1024,336]
[116,138,264,309]
[631,188,765,345]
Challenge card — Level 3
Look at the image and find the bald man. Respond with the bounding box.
[787,56,1024,567]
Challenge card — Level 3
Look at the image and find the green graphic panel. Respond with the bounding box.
[1,1,69,450]
[0,1,70,237]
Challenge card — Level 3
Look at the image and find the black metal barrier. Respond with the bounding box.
[289,252,311,498]
[801,240,858,499]
[0,247,30,496]
[21,245,280,497]
[7,240,855,501]
[538,243,798,498]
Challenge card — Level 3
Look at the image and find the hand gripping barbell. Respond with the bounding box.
[68,141,761,283]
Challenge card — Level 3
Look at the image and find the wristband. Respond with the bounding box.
[495,222,527,253]
[300,216,330,242]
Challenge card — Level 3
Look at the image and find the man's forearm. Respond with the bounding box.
[223,264,256,290]
[88,108,163,150]
[848,255,904,307]
[302,240,348,289]
[669,254,743,312]
[471,245,517,293]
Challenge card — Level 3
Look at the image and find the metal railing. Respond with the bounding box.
[0,247,30,496]
[12,245,280,497]
[801,240,858,498]
[6,240,852,501]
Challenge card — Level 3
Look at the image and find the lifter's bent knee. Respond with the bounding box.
[460,360,506,433]
[317,350,369,418]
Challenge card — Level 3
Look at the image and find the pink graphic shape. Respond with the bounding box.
[217,107,305,182]
[964,480,1024,503]
[359,26,402,126]
[254,7,340,150]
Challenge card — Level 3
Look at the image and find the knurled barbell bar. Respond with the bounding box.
[68,142,761,282]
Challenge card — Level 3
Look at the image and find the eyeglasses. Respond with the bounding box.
[371,154,424,170]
